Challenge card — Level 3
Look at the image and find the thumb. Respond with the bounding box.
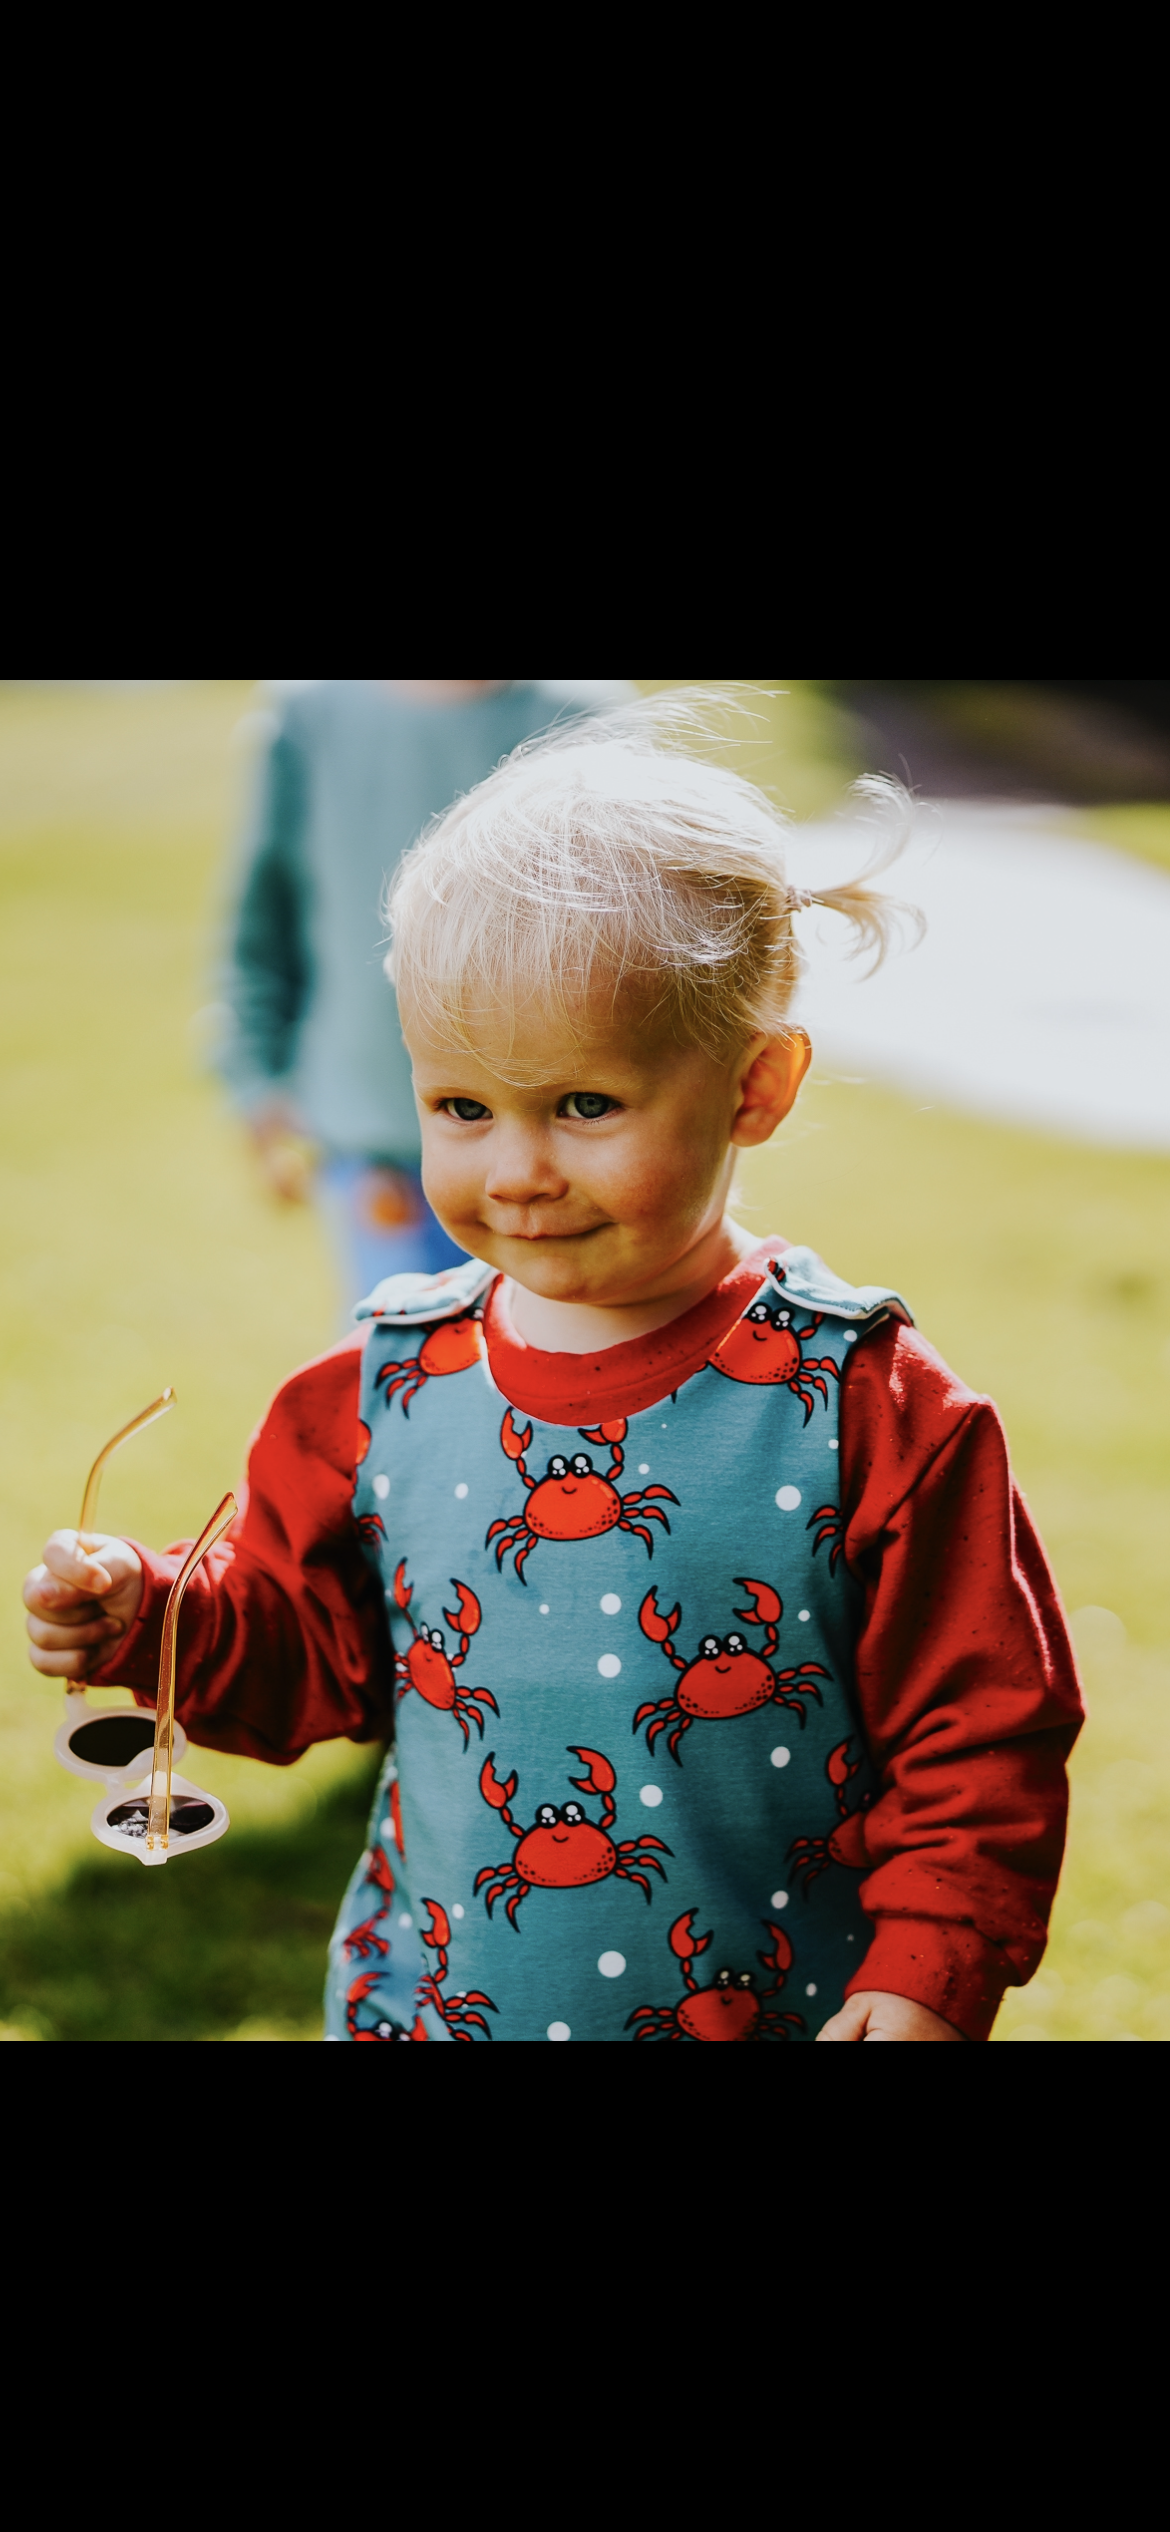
[815,1994,872,2042]
[42,1529,124,1599]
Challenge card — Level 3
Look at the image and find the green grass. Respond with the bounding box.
[1069,802,1170,875]
[1,684,1167,2042]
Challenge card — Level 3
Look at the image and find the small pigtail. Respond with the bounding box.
[785,777,924,976]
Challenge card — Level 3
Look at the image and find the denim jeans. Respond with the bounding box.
[317,1157,467,1315]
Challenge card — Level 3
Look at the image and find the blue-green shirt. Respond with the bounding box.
[218,682,577,1162]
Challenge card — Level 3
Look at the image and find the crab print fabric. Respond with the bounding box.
[324,1249,909,2041]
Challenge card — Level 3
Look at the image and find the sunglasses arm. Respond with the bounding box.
[145,1493,237,1853]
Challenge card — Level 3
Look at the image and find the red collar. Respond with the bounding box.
[481,1239,788,1424]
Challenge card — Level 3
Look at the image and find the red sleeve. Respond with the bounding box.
[837,1320,1084,2040]
[86,1332,393,1764]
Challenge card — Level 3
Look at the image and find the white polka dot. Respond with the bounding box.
[776,1485,802,1511]
[843,1330,856,1343]
[661,1422,668,1428]
[547,2021,571,2041]
[539,1604,550,1614]
[452,1903,465,1920]
[597,1652,622,1679]
[771,1889,789,1909]
[798,1608,810,1622]
[770,1746,791,1769]
[373,1473,390,1499]
[598,1951,626,1978]
[828,1438,838,1450]
[600,1592,622,1615]
[805,1982,818,1997]
[640,1784,664,1808]
[638,1463,650,1474]
[397,1912,412,1927]
[454,1482,469,1498]
[846,1933,854,1942]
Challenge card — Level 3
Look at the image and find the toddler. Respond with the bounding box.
[25,709,1083,2041]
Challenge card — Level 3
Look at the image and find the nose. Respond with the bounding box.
[483,1123,569,1210]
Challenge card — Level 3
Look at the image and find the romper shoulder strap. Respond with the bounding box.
[762,1245,914,1329]
[353,1256,496,1327]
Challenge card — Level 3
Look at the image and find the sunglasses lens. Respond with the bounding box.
[68,1715,157,1767]
[106,1795,217,1839]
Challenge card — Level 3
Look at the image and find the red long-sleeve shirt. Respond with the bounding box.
[90,1258,1083,2040]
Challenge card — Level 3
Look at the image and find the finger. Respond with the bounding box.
[23,1567,100,1620]
[26,1611,124,1651]
[27,1638,95,1680]
[42,1533,118,1596]
[816,1997,870,2042]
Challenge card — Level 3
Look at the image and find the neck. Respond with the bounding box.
[504,1215,757,1354]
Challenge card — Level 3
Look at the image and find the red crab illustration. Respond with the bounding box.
[391,1560,498,1746]
[808,1502,846,1574]
[413,1898,498,2041]
[356,1509,387,1551]
[474,1746,671,1929]
[707,1265,840,1421]
[634,1578,828,1761]
[342,1841,395,1963]
[374,1310,484,1415]
[486,1410,677,1581]
[626,1909,806,2042]
[345,1970,428,2042]
[788,1738,872,1892]
[388,1777,405,1857]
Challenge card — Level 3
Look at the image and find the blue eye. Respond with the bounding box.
[562,1093,616,1120]
[447,1098,490,1121]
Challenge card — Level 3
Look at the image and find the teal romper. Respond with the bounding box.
[325,1250,909,2042]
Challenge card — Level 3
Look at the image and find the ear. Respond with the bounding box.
[730,1030,811,1148]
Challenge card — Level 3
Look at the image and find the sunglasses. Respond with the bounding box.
[53,1391,236,1864]
[91,1490,236,1865]
[55,1391,182,1790]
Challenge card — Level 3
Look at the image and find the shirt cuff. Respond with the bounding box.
[846,1916,1012,2042]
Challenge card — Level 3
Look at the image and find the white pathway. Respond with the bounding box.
[784,807,1170,1150]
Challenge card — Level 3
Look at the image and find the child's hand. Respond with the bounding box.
[816,1990,963,2042]
[24,1532,144,1680]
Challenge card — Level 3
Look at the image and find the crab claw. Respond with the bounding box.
[827,1738,861,1792]
[566,1745,616,1797]
[579,1419,627,1446]
[639,1586,681,1645]
[500,1408,533,1462]
[393,1559,412,1613]
[480,1753,518,1811]
[734,1577,782,1627]
[444,1579,481,1637]
[669,1908,713,1964]
[355,1418,372,1467]
[366,1844,396,1897]
[758,1922,793,1978]
[422,1898,450,1951]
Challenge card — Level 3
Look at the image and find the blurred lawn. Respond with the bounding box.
[1,684,1167,2041]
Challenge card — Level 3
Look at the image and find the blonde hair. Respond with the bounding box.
[385,692,914,1079]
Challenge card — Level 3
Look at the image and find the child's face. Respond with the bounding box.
[407,1004,808,1307]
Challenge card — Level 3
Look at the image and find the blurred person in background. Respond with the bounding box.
[218,681,620,1304]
